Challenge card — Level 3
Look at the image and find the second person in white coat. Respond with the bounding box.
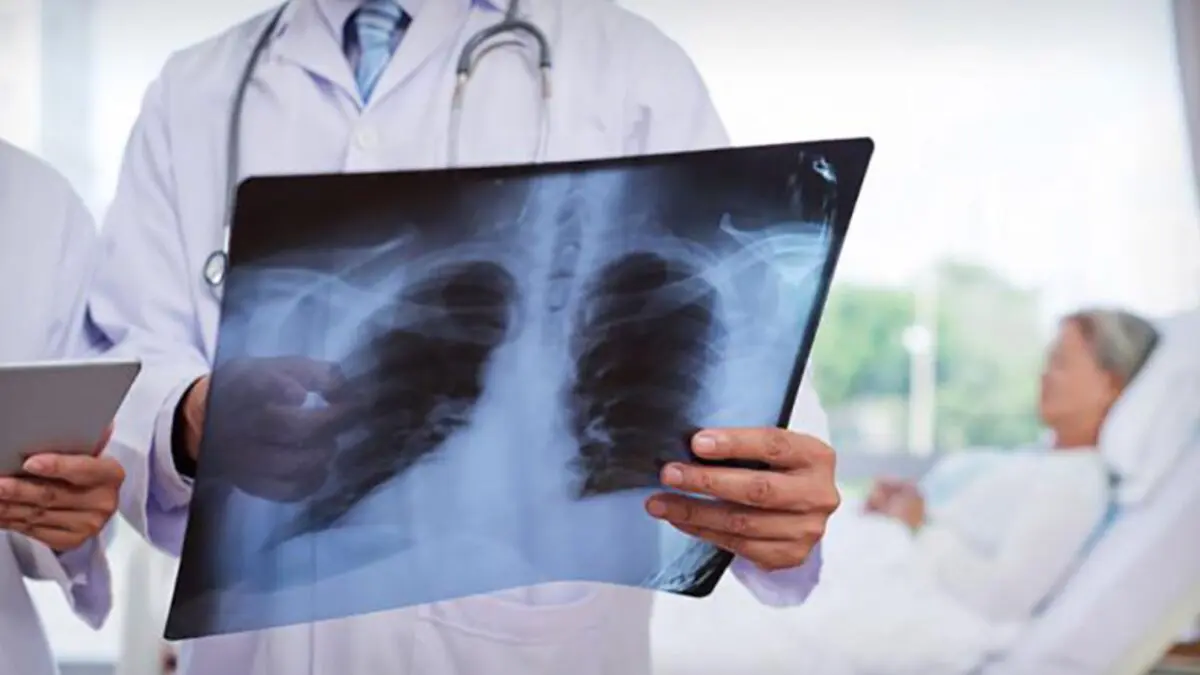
[88,0,842,673]
[0,140,125,675]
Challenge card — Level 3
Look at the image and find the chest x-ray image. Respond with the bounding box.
[166,138,874,639]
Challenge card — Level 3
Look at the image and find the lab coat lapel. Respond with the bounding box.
[270,0,360,105]
[366,0,475,108]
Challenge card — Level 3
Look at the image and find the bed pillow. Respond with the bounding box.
[1100,309,1200,505]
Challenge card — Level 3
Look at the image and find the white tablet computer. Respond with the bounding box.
[0,358,141,476]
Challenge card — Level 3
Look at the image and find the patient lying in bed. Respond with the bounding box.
[861,308,1161,621]
[652,308,1163,675]
[815,308,1161,671]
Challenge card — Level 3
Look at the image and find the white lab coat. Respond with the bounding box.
[0,140,113,675]
[115,540,179,675]
[88,1,832,673]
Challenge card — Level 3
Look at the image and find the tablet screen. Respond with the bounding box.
[0,359,139,476]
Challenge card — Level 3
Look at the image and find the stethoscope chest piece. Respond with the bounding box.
[204,251,229,288]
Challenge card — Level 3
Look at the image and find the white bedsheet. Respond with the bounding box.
[650,507,1022,675]
[981,439,1200,675]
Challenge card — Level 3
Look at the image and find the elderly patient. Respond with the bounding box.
[862,308,1160,623]
[649,308,1163,675]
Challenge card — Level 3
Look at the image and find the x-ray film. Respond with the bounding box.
[166,138,874,639]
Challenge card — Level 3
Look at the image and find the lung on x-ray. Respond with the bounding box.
[166,138,874,639]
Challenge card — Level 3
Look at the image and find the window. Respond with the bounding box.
[7,2,277,670]
[0,1,41,151]
[7,0,1200,671]
[627,0,1200,473]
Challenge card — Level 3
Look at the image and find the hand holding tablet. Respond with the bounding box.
[0,358,139,551]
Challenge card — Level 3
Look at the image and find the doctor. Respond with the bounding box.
[0,140,125,675]
[88,0,840,673]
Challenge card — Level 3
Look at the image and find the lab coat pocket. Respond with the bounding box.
[410,584,649,675]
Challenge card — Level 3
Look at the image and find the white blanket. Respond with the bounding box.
[651,510,1022,675]
[801,511,1023,674]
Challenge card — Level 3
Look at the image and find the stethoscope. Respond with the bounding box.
[202,0,553,290]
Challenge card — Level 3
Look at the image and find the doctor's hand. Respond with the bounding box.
[182,356,349,503]
[645,428,840,572]
[0,426,124,552]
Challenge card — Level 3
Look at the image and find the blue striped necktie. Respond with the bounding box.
[348,0,411,103]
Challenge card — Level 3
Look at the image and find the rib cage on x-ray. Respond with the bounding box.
[568,252,725,497]
[290,261,519,536]
[270,150,844,545]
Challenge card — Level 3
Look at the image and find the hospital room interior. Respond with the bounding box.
[4,0,1200,673]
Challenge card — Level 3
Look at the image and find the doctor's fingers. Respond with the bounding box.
[660,463,839,513]
[671,522,822,573]
[646,493,820,541]
[0,480,117,516]
[691,428,835,471]
[250,439,336,475]
[224,442,334,503]
[0,503,111,535]
[20,454,125,489]
[0,475,114,511]
[261,357,346,394]
[253,404,348,445]
[235,469,330,504]
[2,519,98,552]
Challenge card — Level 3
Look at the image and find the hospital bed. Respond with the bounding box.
[690,306,1200,675]
[979,308,1200,675]
[977,433,1200,675]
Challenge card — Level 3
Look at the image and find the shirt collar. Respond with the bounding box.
[318,0,410,38]
[273,0,506,39]
[306,0,502,39]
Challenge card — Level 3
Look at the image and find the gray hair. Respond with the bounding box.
[1063,308,1160,386]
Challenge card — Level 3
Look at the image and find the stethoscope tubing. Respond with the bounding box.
[203,0,552,291]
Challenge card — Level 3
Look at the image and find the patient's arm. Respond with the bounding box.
[911,460,1108,623]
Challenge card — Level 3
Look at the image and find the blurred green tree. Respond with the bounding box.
[808,260,1046,451]
[810,285,912,408]
[932,261,1045,449]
